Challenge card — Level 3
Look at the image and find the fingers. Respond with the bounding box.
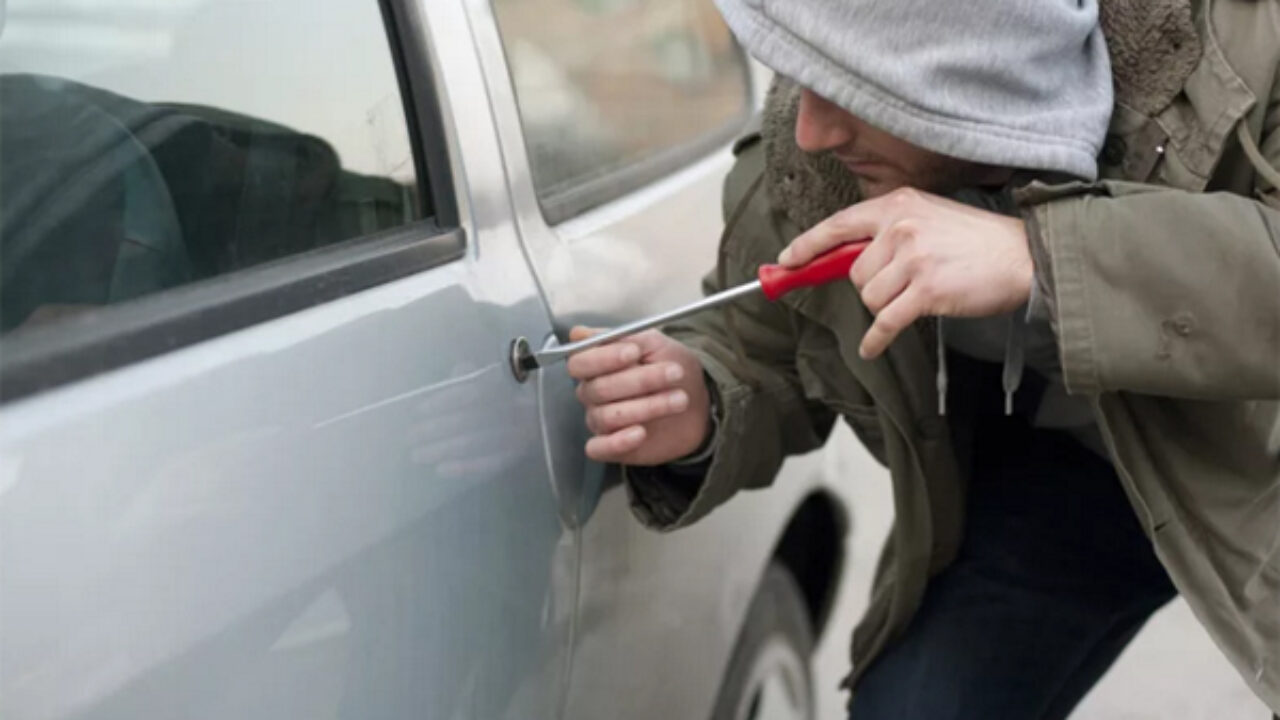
[778,189,920,267]
[576,362,684,405]
[777,209,879,267]
[566,328,673,381]
[566,340,641,381]
[585,389,689,435]
[585,425,647,463]
[857,254,911,314]
[860,287,925,359]
[848,232,893,290]
[565,327,703,465]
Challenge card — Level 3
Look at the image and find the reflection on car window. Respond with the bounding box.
[491,0,751,222]
[0,0,421,335]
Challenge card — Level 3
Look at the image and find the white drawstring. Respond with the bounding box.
[936,318,948,415]
[1003,309,1028,415]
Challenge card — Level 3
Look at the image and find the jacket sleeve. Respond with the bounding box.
[624,146,836,531]
[1017,86,1280,400]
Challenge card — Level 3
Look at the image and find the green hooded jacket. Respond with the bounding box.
[624,0,1280,711]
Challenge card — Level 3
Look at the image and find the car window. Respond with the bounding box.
[490,0,751,223]
[0,0,422,336]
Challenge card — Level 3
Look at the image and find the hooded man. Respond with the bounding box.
[568,0,1280,717]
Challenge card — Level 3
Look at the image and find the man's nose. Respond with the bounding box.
[795,89,853,152]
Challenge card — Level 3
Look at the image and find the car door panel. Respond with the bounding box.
[0,252,574,720]
[0,1,577,718]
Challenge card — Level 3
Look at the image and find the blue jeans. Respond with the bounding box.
[849,400,1177,720]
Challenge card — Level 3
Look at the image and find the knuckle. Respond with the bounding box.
[594,376,623,401]
[639,329,665,346]
[581,380,604,404]
[888,219,920,244]
[831,209,858,234]
[878,311,906,333]
[862,289,883,313]
[889,187,920,206]
[590,377,621,403]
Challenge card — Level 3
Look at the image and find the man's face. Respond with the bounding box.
[794,89,1009,198]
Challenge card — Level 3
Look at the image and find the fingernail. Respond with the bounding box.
[668,390,688,411]
[778,248,792,264]
[620,344,640,363]
[665,364,684,382]
[626,426,646,442]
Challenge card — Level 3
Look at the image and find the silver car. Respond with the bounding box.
[0,1,856,718]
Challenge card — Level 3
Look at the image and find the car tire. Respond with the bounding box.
[711,563,816,720]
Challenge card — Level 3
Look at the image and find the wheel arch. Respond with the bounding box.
[770,490,849,643]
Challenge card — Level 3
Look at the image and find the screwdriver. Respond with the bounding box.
[514,240,870,375]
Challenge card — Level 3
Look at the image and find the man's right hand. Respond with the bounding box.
[567,327,712,466]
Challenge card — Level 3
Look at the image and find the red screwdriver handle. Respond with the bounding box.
[757,240,871,301]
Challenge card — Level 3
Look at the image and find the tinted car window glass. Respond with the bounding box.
[491,0,751,222]
[0,0,421,335]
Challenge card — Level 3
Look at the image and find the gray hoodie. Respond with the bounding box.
[714,0,1113,180]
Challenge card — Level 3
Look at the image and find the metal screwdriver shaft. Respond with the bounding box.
[520,280,764,371]
[514,240,870,374]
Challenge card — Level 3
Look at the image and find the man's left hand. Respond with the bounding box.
[778,187,1033,359]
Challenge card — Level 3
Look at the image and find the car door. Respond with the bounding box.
[0,1,576,719]
[469,2,846,719]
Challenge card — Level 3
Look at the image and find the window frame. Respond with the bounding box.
[0,0,463,403]
[493,4,755,226]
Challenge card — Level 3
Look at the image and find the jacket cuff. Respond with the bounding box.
[623,464,707,530]
[1023,198,1100,394]
[1014,180,1109,393]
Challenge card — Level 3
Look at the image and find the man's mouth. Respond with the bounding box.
[833,152,887,174]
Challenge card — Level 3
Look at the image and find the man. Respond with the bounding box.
[569,0,1280,717]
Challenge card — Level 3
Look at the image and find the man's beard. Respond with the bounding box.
[761,81,863,232]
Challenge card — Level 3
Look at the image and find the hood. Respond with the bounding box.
[716,0,1114,180]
